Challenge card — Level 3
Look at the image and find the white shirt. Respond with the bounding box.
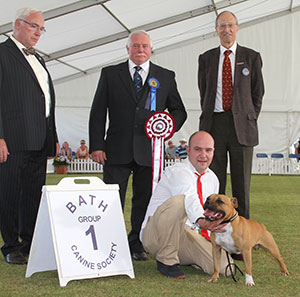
[128,59,150,86]
[10,36,51,117]
[140,159,219,240]
[214,41,237,112]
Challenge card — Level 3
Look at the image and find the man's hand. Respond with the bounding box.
[91,150,106,165]
[197,217,226,233]
[0,138,9,163]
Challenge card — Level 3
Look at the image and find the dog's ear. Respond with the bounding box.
[231,197,239,208]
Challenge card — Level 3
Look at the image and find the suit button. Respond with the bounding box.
[136,107,139,111]
[134,125,138,128]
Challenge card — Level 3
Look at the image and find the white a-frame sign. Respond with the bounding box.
[25,177,135,286]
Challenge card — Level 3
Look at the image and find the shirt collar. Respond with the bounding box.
[128,59,150,73]
[220,41,237,56]
[10,35,29,55]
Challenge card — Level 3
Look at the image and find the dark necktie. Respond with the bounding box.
[133,66,143,92]
[222,50,232,111]
[195,172,210,241]
[22,47,36,56]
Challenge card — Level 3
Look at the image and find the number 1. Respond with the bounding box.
[85,225,98,250]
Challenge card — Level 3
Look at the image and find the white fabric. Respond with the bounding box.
[214,42,237,112]
[128,59,150,85]
[54,10,300,157]
[151,137,164,192]
[11,36,51,117]
[140,158,219,240]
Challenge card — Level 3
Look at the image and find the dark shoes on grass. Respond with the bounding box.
[157,260,185,279]
[131,251,148,261]
[5,251,27,265]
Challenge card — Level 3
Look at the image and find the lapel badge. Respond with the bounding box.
[242,67,250,76]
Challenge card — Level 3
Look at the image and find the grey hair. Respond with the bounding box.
[215,11,239,27]
[126,30,153,48]
[13,7,41,28]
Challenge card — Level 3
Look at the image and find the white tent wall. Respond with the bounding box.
[54,10,300,157]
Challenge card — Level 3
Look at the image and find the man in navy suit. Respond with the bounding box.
[198,11,264,223]
[89,30,187,261]
[0,7,58,264]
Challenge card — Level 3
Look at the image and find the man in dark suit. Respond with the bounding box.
[0,7,58,264]
[198,11,264,221]
[89,30,187,261]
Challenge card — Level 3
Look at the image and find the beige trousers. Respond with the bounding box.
[142,195,230,275]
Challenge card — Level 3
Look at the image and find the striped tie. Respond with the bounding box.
[134,66,143,92]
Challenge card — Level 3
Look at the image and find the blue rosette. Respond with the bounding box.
[148,78,160,111]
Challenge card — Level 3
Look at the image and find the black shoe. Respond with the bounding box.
[5,251,27,265]
[157,260,185,279]
[131,251,148,261]
[231,253,243,261]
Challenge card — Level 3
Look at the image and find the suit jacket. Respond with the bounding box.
[89,61,187,167]
[0,38,57,156]
[198,44,264,146]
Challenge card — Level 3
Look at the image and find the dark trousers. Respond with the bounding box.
[0,149,47,256]
[210,111,253,219]
[103,161,152,253]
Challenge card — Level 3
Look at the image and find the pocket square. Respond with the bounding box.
[236,62,244,65]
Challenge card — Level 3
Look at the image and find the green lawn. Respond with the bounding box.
[0,174,299,297]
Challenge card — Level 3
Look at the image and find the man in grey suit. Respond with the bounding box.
[198,11,264,223]
[0,8,58,264]
[89,30,187,261]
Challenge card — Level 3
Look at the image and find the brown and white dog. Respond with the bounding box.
[203,194,289,286]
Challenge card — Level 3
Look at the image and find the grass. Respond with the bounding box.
[0,174,299,297]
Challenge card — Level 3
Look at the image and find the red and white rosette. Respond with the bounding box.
[145,111,176,192]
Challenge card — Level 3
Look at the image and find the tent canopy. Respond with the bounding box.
[1,0,300,156]
[0,0,299,83]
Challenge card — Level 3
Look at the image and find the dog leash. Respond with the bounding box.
[223,211,243,282]
[225,251,244,282]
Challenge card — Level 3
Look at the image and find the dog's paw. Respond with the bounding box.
[245,273,255,286]
[208,272,219,283]
[281,270,289,276]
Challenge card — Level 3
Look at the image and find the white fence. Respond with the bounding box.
[47,159,103,174]
[252,153,300,175]
[47,155,300,175]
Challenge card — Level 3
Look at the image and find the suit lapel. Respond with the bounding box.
[119,61,138,103]
[234,44,243,92]
[5,38,55,117]
[5,38,42,88]
[212,47,220,88]
[141,62,160,110]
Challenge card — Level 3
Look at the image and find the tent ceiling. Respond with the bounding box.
[1,0,300,84]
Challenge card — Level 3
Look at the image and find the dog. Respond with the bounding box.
[203,194,289,286]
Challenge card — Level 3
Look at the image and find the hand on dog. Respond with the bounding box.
[197,218,226,233]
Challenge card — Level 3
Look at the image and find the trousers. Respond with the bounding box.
[142,195,229,275]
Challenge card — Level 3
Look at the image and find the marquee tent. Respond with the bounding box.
[1,0,300,156]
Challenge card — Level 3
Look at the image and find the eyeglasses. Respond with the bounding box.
[19,19,46,34]
[217,23,237,30]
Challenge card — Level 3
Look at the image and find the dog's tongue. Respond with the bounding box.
[203,209,215,217]
[203,208,223,220]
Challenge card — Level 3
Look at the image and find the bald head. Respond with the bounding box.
[187,131,215,174]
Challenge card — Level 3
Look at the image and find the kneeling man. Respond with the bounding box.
[140,131,230,278]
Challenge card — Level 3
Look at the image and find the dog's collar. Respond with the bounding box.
[222,212,238,224]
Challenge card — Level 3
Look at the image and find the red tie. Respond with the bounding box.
[222,50,233,111]
[195,173,210,241]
